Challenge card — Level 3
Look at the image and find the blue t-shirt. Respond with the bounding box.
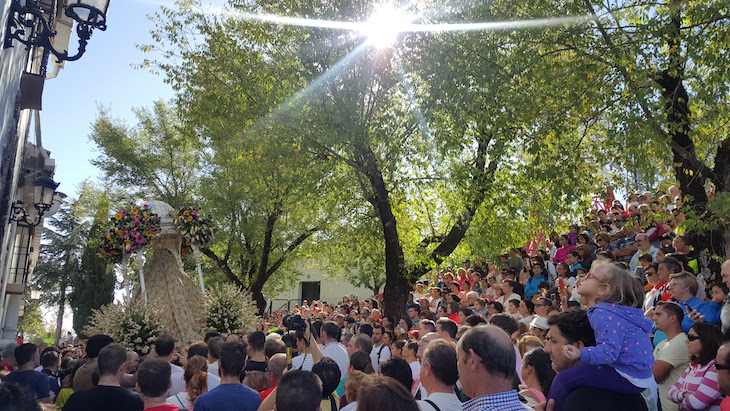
[1,370,51,399]
[193,383,261,411]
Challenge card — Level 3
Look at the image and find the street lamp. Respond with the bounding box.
[4,0,111,62]
[9,175,60,226]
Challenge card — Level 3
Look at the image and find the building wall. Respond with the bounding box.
[266,265,377,313]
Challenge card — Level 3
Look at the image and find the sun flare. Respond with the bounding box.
[360,4,414,48]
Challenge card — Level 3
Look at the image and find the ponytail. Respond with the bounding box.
[188,370,208,404]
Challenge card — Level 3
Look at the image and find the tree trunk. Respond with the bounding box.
[55,279,66,344]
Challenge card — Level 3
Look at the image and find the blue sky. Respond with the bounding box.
[42,0,177,199]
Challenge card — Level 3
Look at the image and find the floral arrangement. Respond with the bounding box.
[83,298,170,355]
[174,204,213,257]
[199,283,260,335]
[100,204,160,259]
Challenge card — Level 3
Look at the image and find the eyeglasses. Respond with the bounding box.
[716,362,730,371]
[687,334,700,342]
[646,271,656,276]
[584,272,602,282]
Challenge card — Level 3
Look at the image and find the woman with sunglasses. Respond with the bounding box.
[667,323,723,410]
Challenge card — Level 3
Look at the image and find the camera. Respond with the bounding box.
[283,314,307,331]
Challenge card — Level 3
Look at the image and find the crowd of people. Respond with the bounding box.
[3,188,730,411]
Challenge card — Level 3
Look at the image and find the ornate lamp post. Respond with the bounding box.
[8,174,59,226]
[4,0,111,62]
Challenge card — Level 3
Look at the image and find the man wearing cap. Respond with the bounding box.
[1,342,19,372]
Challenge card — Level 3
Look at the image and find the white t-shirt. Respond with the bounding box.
[169,371,221,397]
[370,343,391,373]
[654,333,690,411]
[292,352,315,371]
[417,392,464,411]
[167,392,193,410]
[207,361,219,378]
[322,342,350,380]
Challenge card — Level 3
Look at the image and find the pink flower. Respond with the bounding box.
[135,221,141,226]
[191,211,198,217]
[121,230,128,238]
[136,236,145,243]
[143,204,149,209]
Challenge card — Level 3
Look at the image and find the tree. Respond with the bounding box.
[16,302,46,342]
[68,181,117,334]
[90,100,202,207]
[33,201,87,343]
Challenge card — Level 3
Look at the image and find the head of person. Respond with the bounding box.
[183,355,208,404]
[398,317,412,333]
[566,250,580,265]
[207,336,224,362]
[420,339,458,388]
[380,357,413,392]
[721,260,730,290]
[458,308,474,325]
[457,325,516,398]
[94,344,128,379]
[436,318,457,340]
[544,309,596,372]
[372,324,386,345]
[489,313,519,342]
[243,370,271,392]
[0,382,42,411]
[636,233,651,251]
[522,348,556,397]
[534,297,552,317]
[14,343,39,368]
[658,256,683,282]
[356,376,420,411]
[136,358,172,400]
[577,261,644,308]
[407,304,420,320]
[40,349,60,372]
[348,333,373,357]
[349,350,375,374]
[711,282,730,305]
[517,335,545,358]
[668,271,699,301]
[264,338,286,360]
[687,323,722,366]
[268,353,288,384]
[219,341,247,379]
[154,334,176,360]
[344,371,370,404]
[247,331,266,353]
[507,299,520,315]
[311,357,341,399]
[85,334,114,359]
[652,301,684,333]
[716,343,730,396]
[274,370,322,411]
[419,320,436,336]
[518,300,535,317]
[529,316,550,340]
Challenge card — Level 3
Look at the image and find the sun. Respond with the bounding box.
[361,4,413,48]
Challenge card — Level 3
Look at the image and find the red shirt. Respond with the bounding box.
[0,361,16,372]
[260,385,276,401]
[144,405,178,411]
[449,312,460,324]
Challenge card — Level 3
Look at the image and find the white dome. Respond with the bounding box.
[142,200,175,219]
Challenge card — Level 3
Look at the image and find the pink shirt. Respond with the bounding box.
[552,245,575,264]
[667,360,722,411]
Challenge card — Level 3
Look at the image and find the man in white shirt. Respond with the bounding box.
[417,340,464,411]
[652,301,690,411]
[169,342,221,396]
[206,336,223,378]
[320,322,349,381]
[370,324,391,373]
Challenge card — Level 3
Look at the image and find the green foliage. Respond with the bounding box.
[17,303,47,341]
[90,100,202,206]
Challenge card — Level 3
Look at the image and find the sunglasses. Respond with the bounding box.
[687,334,700,342]
[716,362,730,371]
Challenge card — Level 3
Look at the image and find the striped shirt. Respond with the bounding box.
[667,360,722,410]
